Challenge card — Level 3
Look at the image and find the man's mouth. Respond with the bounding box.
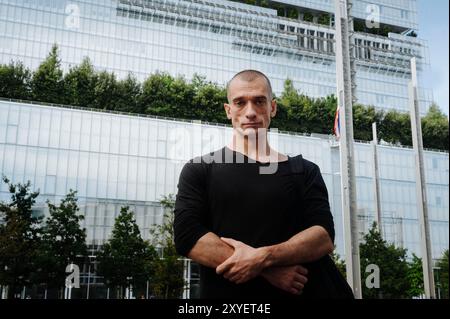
[242,122,261,128]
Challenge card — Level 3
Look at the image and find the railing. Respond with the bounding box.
[352,138,449,154]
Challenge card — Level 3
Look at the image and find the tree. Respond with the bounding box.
[97,206,157,299]
[35,190,87,297]
[115,74,141,113]
[276,79,306,132]
[0,61,32,100]
[31,44,65,104]
[406,253,424,298]
[139,72,194,118]
[270,98,291,132]
[63,57,97,108]
[360,222,411,298]
[303,11,314,22]
[318,13,331,26]
[94,71,118,111]
[421,104,449,150]
[192,76,228,123]
[331,251,346,279]
[436,249,449,299]
[378,110,412,147]
[0,176,41,299]
[300,95,336,134]
[352,104,383,141]
[149,195,186,299]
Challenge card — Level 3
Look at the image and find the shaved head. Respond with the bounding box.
[227,70,273,102]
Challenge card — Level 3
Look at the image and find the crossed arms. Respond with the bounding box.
[173,159,335,295]
[188,226,333,294]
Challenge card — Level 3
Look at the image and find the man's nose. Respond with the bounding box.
[244,103,257,119]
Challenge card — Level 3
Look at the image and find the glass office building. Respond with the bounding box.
[0,99,448,297]
[0,0,433,114]
[0,0,447,298]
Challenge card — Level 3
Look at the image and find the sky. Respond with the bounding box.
[417,0,449,117]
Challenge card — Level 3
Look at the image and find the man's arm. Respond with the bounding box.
[188,232,309,295]
[262,225,334,268]
[216,225,333,283]
[187,232,233,268]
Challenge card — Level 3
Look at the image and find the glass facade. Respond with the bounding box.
[0,0,432,114]
[278,0,418,30]
[1,99,448,261]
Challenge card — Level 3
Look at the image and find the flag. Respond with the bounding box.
[334,105,340,139]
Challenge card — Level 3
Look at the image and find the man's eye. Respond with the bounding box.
[256,100,265,105]
[236,101,245,107]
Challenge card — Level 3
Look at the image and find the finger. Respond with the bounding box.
[292,281,304,291]
[221,237,240,248]
[216,261,233,275]
[296,265,308,276]
[229,273,241,283]
[294,273,308,285]
[223,270,234,280]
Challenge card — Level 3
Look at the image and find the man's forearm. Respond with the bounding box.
[261,226,334,268]
[189,232,310,294]
[187,232,234,268]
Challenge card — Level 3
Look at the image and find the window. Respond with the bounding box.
[436,196,441,207]
[87,153,99,197]
[6,124,17,144]
[400,10,408,19]
[308,30,315,50]
[432,158,438,170]
[43,172,56,194]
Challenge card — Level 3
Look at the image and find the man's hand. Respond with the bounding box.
[216,237,270,284]
[261,265,308,295]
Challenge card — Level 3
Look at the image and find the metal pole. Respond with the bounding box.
[86,264,91,299]
[334,0,362,299]
[182,259,191,299]
[146,280,149,299]
[372,122,382,235]
[1,286,7,299]
[409,57,435,299]
[435,267,441,299]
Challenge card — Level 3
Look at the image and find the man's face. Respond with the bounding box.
[224,76,277,136]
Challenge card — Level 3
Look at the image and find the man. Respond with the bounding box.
[173,70,336,299]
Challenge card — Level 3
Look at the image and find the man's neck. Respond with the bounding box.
[227,132,285,163]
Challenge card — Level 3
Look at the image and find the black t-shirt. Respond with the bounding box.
[173,146,335,299]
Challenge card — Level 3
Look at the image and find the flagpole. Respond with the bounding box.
[409,57,435,298]
[334,0,362,299]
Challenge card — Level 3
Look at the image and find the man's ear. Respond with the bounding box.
[224,103,232,120]
[270,99,277,118]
